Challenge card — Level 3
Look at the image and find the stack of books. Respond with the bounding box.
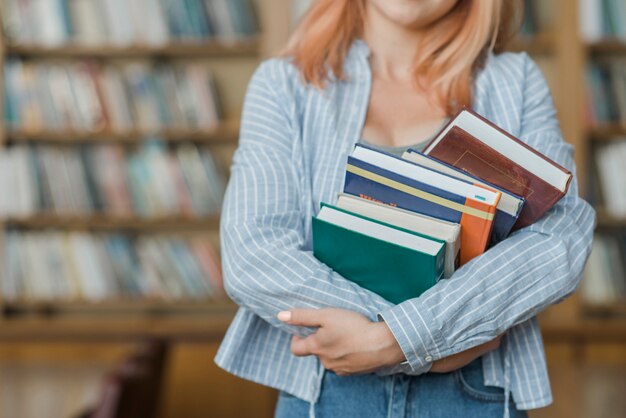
[3,231,225,302]
[0,0,258,47]
[313,109,572,304]
[4,59,222,133]
[0,143,225,218]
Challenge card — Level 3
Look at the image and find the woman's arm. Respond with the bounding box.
[221,61,398,337]
[376,55,596,372]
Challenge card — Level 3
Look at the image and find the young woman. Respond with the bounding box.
[215,0,595,417]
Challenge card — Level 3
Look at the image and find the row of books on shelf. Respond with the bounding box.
[579,0,626,42]
[582,233,626,305]
[4,59,222,133]
[312,109,571,304]
[519,0,551,37]
[588,140,626,219]
[0,0,258,47]
[586,59,626,125]
[2,231,225,302]
[0,143,225,218]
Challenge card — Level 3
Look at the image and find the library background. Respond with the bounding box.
[0,0,624,417]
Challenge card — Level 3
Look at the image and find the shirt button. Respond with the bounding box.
[425,355,433,362]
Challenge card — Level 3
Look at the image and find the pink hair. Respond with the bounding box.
[284,0,520,115]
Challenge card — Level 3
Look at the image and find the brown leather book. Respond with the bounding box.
[423,109,572,229]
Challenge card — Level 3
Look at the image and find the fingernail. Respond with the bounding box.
[277,311,292,322]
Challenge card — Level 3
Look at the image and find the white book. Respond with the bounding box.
[136,239,170,299]
[186,64,220,130]
[68,0,108,45]
[176,144,216,214]
[205,0,237,41]
[597,141,626,218]
[317,205,444,256]
[0,152,15,216]
[41,233,71,299]
[140,238,186,298]
[144,145,178,215]
[131,0,169,46]
[33,0,67,46]
[424,109,571,193]
[100,66,135,131]
[336,193,460,278]
[3,233,21,301]
[47,65,82,129]
[62,149,92,214]
[100,0,135,45]
[352,145,501,206]
[578,0,603,42]
[1,0,26,43]
[70,64,104,131]
[68,233,111,300]
[402,150,524,218]
[12,146,36,216]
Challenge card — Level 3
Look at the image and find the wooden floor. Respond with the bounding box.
[0,340,624,418]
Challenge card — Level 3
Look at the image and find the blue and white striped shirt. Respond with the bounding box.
[215,39,596,410]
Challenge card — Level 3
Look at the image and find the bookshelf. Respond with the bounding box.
[0,1,622,417]
[4,41,260,58]
[0,1,267,322]
[502,1,626,332]
[0,2,290,414]
[578,1,626,323]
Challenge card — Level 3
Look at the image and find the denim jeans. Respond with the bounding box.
[274,358,528,418]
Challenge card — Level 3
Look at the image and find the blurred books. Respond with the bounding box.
[0,143,225,218]
[0,0,258,47]
[4,59,222,133]
[586,60,626,126]
[582,234,626,305]
[579,0,626,42]
[3,231,225,302]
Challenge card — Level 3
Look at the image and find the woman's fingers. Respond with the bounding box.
[278,308,326,327]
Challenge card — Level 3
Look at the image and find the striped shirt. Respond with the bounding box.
[215,39,596,411]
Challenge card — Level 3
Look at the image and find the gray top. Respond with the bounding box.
[359,137,430,157]
[359,118,450,157]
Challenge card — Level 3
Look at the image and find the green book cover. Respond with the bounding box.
[312,204,445,304]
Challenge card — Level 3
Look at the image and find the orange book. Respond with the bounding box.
[344,144,502,266]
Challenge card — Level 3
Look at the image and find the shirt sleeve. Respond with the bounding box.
[220,60,395,336]
[377,55,597,372]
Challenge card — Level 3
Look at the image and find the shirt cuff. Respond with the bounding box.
[377,301,443,373]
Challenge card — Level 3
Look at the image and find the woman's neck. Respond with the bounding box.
[362,3,423,81]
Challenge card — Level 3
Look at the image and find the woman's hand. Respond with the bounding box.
[278,308,503,376]
[277,308,405,375]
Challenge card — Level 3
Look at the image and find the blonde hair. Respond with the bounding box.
[284,0,521,115]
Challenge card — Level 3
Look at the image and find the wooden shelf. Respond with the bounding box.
[0,313,236,342]
[5,40,260,58]
[4,215,221,230]
[6,120,240,144]
[582,302,626,317]
[595,208,626,228]
[588,40,626,55]
[540,317,626,343]
[507,32,555,55]
[2,299,235,316]
[588,124,626,141]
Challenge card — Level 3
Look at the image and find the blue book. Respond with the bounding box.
[402,149,525,244]
[343,144,501,265]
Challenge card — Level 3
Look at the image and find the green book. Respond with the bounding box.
[312,204,445,304]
